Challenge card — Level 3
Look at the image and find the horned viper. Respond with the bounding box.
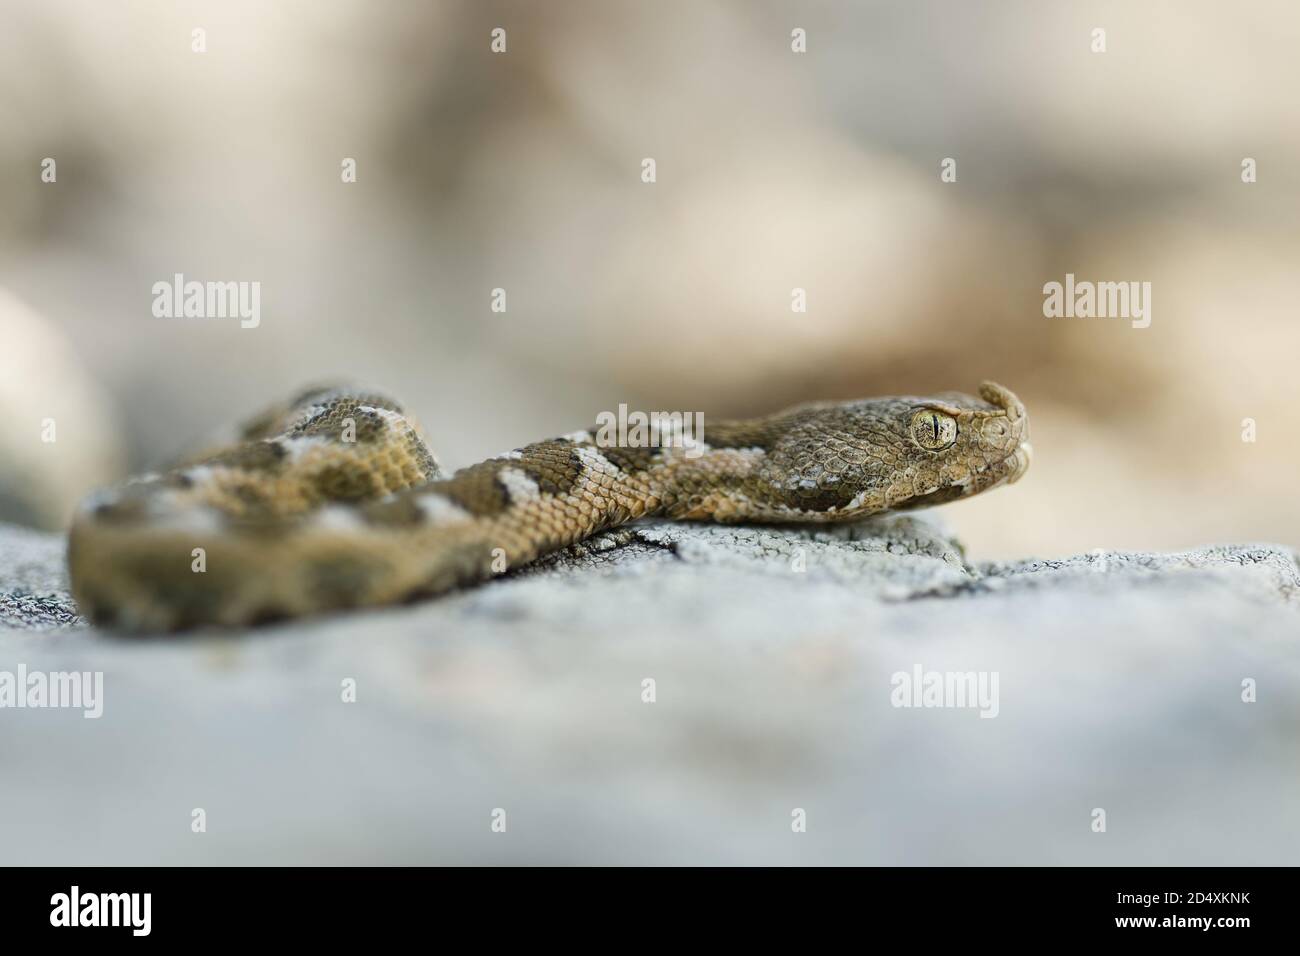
[68,381,1031,631]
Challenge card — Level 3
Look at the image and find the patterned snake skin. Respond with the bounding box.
[68,382,1031,631]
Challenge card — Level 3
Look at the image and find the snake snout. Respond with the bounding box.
[973,382,1031,486]
[1005,441,1032,484]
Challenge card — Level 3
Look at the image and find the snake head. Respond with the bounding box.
[904,380,1032,498]
[756,380,1031,519]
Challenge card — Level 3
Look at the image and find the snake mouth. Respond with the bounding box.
[1004,441,1032,485]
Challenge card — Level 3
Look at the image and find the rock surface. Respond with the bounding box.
[1,515,1297,865]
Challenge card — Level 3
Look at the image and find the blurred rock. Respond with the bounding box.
[0,288,123,529]
[4,0,1299,556]
[2,514,1297,864]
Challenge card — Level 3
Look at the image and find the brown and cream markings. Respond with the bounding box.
[68,382,1031,631]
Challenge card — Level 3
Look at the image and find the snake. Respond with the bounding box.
[67,382,1031,631]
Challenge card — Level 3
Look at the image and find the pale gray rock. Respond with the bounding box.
[0,522,80,630]
[0,516,1297,865]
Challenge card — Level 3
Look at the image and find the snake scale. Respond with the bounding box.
[68,382,1031,631]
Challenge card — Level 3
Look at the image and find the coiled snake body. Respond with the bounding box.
[68,382,1031,631]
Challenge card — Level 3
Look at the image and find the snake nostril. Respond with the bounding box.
[981,419,1010,444]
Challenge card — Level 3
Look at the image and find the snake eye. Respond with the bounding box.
[910,409,958,451]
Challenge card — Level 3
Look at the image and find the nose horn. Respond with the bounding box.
[978,381,1026,423]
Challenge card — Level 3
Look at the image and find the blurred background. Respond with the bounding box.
[2,0,1298,558]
